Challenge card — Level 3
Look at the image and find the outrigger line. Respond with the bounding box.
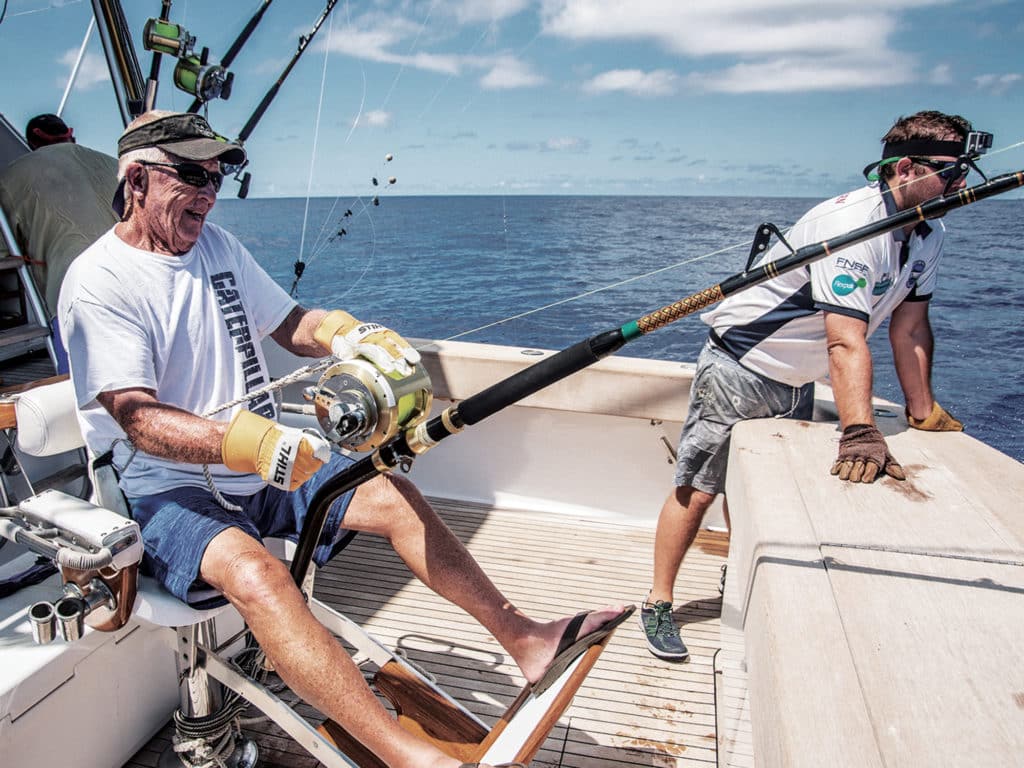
[288,169,1024,587]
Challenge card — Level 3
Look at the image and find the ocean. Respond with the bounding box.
[209,194,1023,463]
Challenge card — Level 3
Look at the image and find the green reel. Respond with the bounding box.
[173,55,232,103]
[143,17,232,103]
[142,18,194,57]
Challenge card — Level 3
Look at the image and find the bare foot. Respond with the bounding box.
[514,605,627,684]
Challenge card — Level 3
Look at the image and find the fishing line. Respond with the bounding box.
[5,0,84,19]
[294,7,334,289]
[376,0,436,115]
[439,241,748,344]
[432,137,1024,346]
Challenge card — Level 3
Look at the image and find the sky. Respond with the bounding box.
[1,0,1022,199]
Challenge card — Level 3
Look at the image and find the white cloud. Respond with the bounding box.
[543,2,901,57]
[543,136,588,152]
[440,0,533,24]
[691,53,918,93]
[540,0,952,92]
[359,110,393,128]
[974,73,1022,94]
[324,24,461,74]
[58,49,109,91]
[583,69,678,96]
[506,136,590,153]
[928,64,953,85]
[325,18,541,89]
[480,56,545,89]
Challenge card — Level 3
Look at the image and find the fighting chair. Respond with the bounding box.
[2,378,620,767]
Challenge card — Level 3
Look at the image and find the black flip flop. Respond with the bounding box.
[530,605,636,696]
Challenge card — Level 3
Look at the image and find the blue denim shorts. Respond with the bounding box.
[129,452,358,608]
[674,340,814,495]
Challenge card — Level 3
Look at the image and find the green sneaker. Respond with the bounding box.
[639,599,689,661]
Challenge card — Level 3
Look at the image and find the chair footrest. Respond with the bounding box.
[316,659,489,766]
[375,660,489,758]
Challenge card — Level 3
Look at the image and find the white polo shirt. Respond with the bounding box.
[701,183,944,387]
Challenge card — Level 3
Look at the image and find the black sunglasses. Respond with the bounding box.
[911,157,967,182]
[137,161,224,191]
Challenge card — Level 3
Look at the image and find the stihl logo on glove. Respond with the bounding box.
[354,323,386,337]
[272,441,296,487]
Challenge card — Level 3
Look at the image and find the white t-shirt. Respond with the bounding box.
[58,222,296,497]
[701,184,944,387]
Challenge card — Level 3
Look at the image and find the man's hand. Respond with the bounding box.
[907,400,963,432]
[221,410,331,491]
[314,310,421,376]
[830,423,906,483]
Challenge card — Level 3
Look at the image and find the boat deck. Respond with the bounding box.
[123,498,728,768]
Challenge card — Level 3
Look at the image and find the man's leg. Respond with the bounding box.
[637,485,716,661]
[343,473,625,685]
[200,527,463,768]
[651,484,718,605]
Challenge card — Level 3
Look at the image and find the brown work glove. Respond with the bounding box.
[830,424,906,483]
[907,400,963,432]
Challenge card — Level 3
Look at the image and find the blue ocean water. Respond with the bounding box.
[210,195,1023,462]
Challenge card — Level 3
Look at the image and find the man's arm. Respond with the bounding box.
[824,311,875,427]
[97,386,330,490]
[97,387,226,464]
[824,311,906,482]
[270,305,329,357]
[888,299,934,421]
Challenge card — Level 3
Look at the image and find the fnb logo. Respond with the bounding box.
[835,257,870,274]
[273,444,294,485]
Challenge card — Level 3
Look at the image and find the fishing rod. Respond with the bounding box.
[186,0,273,114]
[287,168,1024,586]
[226,0,338,198]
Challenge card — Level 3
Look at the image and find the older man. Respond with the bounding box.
[58,110,628,768]
[641,110,973,662]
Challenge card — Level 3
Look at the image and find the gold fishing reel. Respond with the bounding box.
[304,358,432,452]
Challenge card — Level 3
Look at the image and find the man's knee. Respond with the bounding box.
[214,547,295,606]
[673,484,717,515]
[348,473,435,534]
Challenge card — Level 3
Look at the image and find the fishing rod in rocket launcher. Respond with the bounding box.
[221,0,340,199]
[286,166,1024,586]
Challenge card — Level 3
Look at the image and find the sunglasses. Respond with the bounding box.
[137,161,224,192]
[911,157,967,183]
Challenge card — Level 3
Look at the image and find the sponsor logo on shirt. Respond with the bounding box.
[834,257,870,274]
[211,271,276,419]
[872,274,893,296]
[831,273,866,296]
[906,259,926,289]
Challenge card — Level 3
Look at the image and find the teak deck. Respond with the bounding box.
[122,499,728,768]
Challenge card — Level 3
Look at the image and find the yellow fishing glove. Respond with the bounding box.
[221,410,331,491]
[313,310,421,376]
[907,400,964,432]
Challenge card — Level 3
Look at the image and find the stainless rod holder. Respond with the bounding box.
[28,601,56,644]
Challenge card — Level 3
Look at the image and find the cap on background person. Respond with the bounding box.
[25,113,75,150]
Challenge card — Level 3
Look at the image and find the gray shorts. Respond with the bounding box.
[674,340,814,495]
